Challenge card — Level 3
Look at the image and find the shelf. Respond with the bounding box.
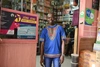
[26,1,31,3]
[53,8,63,10]
[36,11,48,14]
[39,18,48,21]
[37,3,44,6]
[56,21,66,23]
[36,11,44,13]
[44,5,51,8]
[54,15,63,16]
[37,2,51,8]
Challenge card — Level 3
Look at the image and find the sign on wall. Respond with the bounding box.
[0,8,38,39]
[17,26,36,39]
[85,8,95,25]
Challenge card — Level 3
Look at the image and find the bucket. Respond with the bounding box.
[71,62,78,67]
[71,54,79,63]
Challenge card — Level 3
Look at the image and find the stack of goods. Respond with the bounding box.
[63,7,70,22]
[79,50,96,67]
[93,43,100,51]
[96,51,100,67]
[79,50,100,67]
[44,0,51,7]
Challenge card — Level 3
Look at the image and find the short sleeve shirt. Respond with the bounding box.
[40,24,66,55]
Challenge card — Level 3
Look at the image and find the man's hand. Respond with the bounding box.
[60,55,64,64]
[0,38,2,41]
[40,58,44,67]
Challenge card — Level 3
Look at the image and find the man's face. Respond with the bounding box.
[47,14,54,25]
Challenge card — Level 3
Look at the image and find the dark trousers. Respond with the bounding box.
[66,39,74,56]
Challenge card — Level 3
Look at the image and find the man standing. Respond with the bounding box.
[40,13,66,67]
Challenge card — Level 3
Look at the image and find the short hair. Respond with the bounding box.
[74,0,78,4]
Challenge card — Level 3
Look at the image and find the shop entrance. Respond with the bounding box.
[1,0,99,67]
[36,0,80,67]
[0,0,80,67]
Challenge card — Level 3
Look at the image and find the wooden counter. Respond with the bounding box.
[0,39,37,67]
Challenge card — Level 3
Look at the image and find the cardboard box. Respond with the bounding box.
[93,43,100,51]
[80,50,91,59]
[96,61,100,67]
[79,58,96,67]
[79,50,96,67]
[89,52,96,61]
[96,51,100,62]
[80,50,96,60]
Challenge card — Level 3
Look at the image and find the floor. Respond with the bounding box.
[36,55,71,67]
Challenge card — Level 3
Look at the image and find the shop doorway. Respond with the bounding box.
[36,0,80,67]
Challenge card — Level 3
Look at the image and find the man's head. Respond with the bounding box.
[47,13,54,25]
[73,0,78,6]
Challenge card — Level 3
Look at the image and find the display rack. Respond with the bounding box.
[2,0,31,13]
[36,0,52,55]
[52,5,64,25]
[36,0,52,33]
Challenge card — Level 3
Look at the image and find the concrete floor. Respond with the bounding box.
[36,55,71,67]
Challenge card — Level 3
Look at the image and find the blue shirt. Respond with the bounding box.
[40,24,66,57]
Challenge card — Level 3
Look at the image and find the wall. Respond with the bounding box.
[84,0,98,38]
[0,39,37,67]
[78,0,98,53]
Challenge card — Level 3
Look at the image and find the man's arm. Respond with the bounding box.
[60,40,65,64]
[40,42,44,66]
[60,25,66,64]
[40,42,44,59]
[61,40,65,56]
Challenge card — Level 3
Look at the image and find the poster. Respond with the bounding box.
[80,11,85,18]
[85,8,95,25]
[17,26,36,39]
[0,9,37,39]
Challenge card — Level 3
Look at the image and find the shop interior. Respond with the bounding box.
[0,0,100,67]
[1,0,79,67]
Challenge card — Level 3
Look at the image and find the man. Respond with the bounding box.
[40,13,66,67]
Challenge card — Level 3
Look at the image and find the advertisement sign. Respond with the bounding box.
[80,11,85,18]
[0,8,38,39]
[17,26,36,39]
[85,8,95,25]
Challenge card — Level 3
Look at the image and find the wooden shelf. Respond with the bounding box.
[57,20,66,23]
[37,2,51,8]
[36,11,48,14]
[39,18,48,21]
[54,15,63,16]
[37,3,44,6]
[53,8,63,10]
[44,5,51,8]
